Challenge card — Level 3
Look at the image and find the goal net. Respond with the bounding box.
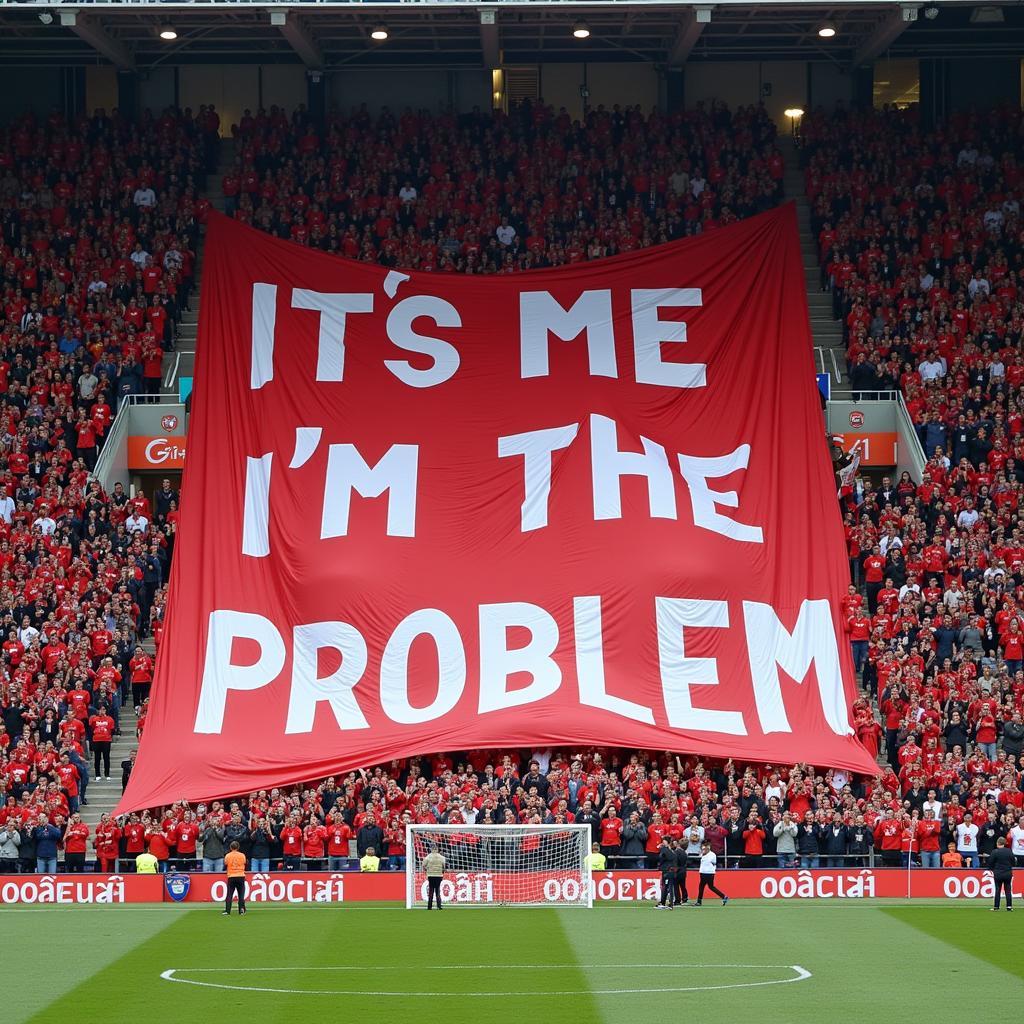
[405,824,593,908]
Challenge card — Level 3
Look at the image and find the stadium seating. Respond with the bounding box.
[1,99,1022,875]
[223,100,786,269]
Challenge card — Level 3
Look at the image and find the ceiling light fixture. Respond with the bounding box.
[159,25,178,41]
[572,22,590,39]
[817,21,837,38]
[370,25,389,40]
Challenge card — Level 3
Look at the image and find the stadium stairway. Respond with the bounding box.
[776,135,845,389]
[78,703,139,831]
[160,139,236,397]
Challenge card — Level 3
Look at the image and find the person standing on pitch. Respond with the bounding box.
[223,841,247,916]
[989,836,1014,912]
[672,838,689,906]
[422,845,446,909]
[694,842,729,907]
[656,836,676,909]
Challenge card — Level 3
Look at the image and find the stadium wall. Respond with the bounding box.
[65,61,849,128]
[0,870,1020,905]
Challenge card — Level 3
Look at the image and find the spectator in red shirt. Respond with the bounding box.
[326,813,354,871]
[88,707,116,780]
[62,813,90,872]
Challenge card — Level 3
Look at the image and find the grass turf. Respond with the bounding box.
[7,900,1021,1024]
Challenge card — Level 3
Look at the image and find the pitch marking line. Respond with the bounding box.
[160,963,812,996]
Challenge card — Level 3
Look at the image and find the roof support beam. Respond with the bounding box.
[667,9,706,67]
[269,9,323,69]
[854,4,918,66]
[61,11,133,70]
[479,10,500,69]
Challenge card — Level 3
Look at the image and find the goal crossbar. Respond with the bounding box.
[405,824,593,908]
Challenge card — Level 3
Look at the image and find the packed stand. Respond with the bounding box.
[0,104,209,871]
[223,100,786,272]
[4,738,1021,874]
[799,100,1024,867]
[4,99,1019,876]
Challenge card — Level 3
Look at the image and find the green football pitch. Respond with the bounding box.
[4,900,1020,1023]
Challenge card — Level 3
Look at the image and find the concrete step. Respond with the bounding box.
[78,705,139,832]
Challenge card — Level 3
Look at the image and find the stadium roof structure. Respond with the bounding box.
[1,1,1021,69]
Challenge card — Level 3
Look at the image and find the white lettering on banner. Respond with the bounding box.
[418,873,495,904]
[573,596,655,724]
[0,875,125,904]
[199,597,818,735]
[743,600,852,737]
[656,598,746,735]
[758,872,876,899]
[497,415,762,536]
[241,453,273,558]
[498,424,580,532]
[520,291,617,379]
[942,874,1022,899]
[195,611,287,733]
[234,873,346,903]
[677,445,764,544]
[320,443,419,539]
[286,623,370,734]
[590,413,677,521]
[250,283,277,390]
[291,290,375,383]
[380,610,466,724]
[630,288,705,388]
[384,295,462,388]
[478,603,562,713]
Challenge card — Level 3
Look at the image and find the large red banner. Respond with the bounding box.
[118,206,877,813]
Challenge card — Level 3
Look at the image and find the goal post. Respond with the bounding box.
[405,824,593,908]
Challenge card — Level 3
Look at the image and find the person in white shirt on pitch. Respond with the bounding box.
[694,842,728,907]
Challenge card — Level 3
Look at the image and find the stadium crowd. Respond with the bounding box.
[223,99,786,271]
[0,104,201,871]
[2,100,1024,875]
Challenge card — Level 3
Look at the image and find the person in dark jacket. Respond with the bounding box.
[248,819,274,873]
[723,807,745,862]
[200,819,226,872]
[989,837,1014,911]
[656,837,677,908]
[33,819,61,873]
[357,815,384,858]
[620,813,647,868]
[822,814,849,867]
[846,816,874,867]
[672,839,689,906]
[797,813,822,868]
[944,711,969,752]
[222,813,250,855]
[575,802,601,846]
[1002,712,1024,760]
[18,824,35,874]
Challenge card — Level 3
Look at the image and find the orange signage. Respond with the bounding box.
[127,436,186,470]
[831,431,897,467]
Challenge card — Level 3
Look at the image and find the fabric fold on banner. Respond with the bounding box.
[118,205,878,814]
